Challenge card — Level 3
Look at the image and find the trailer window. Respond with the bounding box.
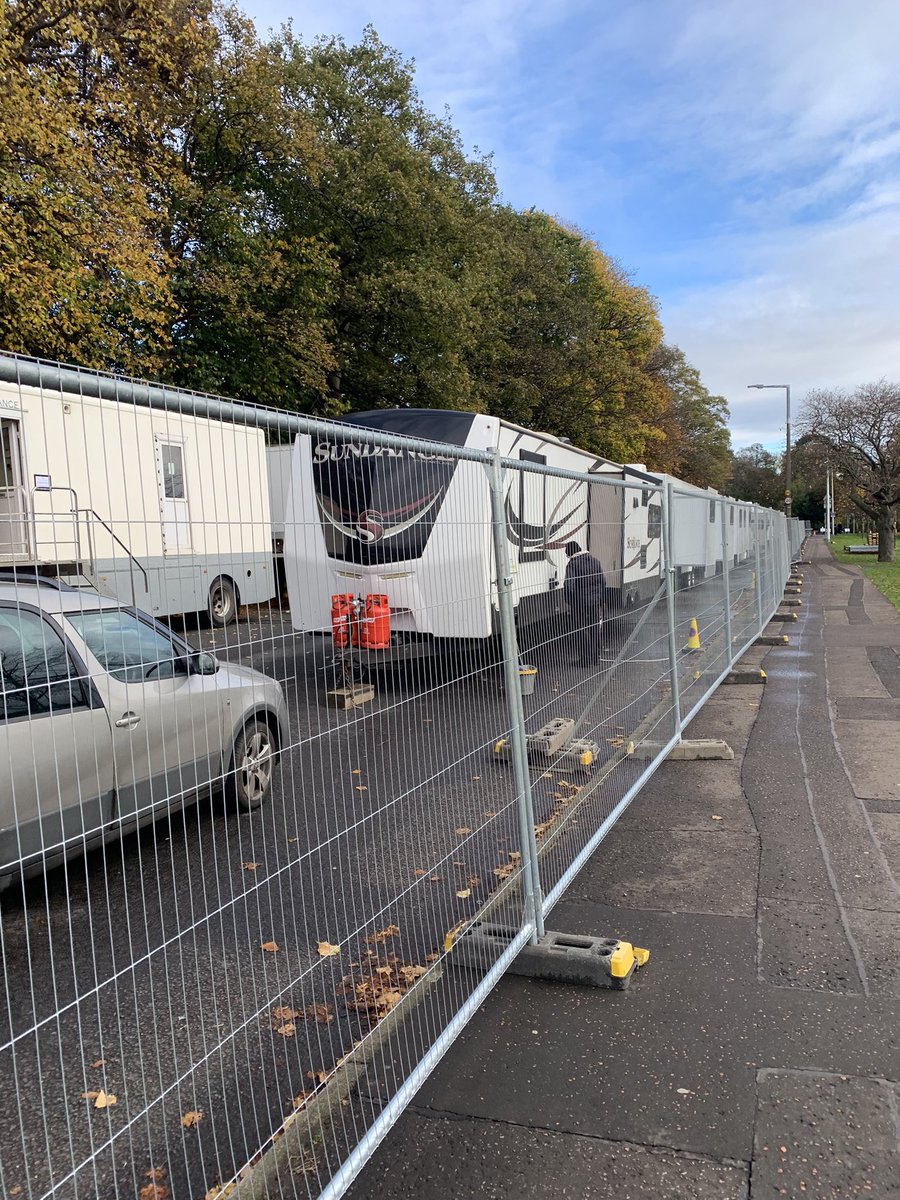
[160,443,185,500]
[709,500,716,523]
[313,444,456,565]
[647,503,662,541]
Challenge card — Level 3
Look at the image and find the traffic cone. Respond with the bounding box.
[686,617,701,651]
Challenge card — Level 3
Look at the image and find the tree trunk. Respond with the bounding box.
[877,503,896,562]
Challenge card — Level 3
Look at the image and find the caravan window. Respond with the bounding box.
[709,500,716,523]
[160,443,185,500]
[647,503,662,540]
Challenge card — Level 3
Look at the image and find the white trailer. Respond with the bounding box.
[282,409,667,643]
[0,363,275,624]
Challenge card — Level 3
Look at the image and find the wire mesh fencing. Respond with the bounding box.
[0,354,796,1200]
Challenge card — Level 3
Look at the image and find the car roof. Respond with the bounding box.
[0,577,126,616]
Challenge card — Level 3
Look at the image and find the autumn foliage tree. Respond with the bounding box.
[1,8,730,480]
[800,382,900,562]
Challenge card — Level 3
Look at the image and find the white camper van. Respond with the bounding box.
[0,362,275,624]
[282,409,671,646]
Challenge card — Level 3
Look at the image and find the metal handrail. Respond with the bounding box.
[78,508,149,607]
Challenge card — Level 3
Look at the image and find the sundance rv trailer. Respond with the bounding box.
[0,356,275,624]
[282,409,676,648]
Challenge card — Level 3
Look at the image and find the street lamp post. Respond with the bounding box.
[747,383,792,519]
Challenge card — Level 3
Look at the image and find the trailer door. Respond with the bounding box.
[0,418,29,558]
[155,436,191,552]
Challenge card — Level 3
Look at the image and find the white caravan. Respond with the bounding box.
[282,409,673,645]
[0,362,275,624]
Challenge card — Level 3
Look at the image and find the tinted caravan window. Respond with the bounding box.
[312,411,475,566]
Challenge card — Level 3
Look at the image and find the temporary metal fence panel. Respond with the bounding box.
[0,354,793,1200]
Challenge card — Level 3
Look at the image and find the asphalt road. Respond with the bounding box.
[0,564,762,1199]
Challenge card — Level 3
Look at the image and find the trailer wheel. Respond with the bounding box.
[209,576,239,626]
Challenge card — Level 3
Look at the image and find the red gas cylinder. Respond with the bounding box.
[331,593,356,648]
[360,594,390,649]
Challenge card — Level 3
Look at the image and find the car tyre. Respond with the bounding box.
[228,718,278,811]
[209,576,238,627]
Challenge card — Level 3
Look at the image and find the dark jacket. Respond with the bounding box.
[564,551,605,612]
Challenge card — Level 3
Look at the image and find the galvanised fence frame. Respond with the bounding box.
[0,354,796,1199]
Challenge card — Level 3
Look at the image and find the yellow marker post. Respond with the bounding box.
[686,618,701,651]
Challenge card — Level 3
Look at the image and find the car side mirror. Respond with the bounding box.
[191,651,220,675]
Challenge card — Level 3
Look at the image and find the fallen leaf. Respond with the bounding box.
[243,862,260,871]
[711,815,723,821]
[413,868,426,876]
[471,775,481,781]
[317,941,341,958]
[365,924,400,944]
[374,966,393,978]
[676,1088,692,1095]
[181,1110,203,1128]
[260,941,279,953]
[292,1092,313,1110]
[429,875,442,883]
[272,1005,298,1021]
[355,786,368,792]
[302,1003,333,1024]
[275,1022,296,1038]
[82,1089,116,1109]
[139,1184,170,1200]
[467,876,480,887]
[306,1070,330,1086]
[483,810,497,818]
[287,837,298,843]
[145,1168,166,1183]
[456,889,471,899]
[426,952,439,962]
[351,769,361,775]
[89,1059,105,1069]
[454,827,471,836]
[399,965,427,982]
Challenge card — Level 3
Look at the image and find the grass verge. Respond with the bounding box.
[829,533,900,612]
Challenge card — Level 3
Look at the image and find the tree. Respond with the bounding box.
[729,444,783,509]
[0,0,213,372]
[800,382,900,561]
[642,344,731,488]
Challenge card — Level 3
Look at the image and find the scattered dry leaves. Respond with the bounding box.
[139,1182,170,1200]
[302,1003,334,1025]
[306,1069,330,1086]
[272,1005,298,1022]
[493,851,522,881]
[291,1091,313,1111]
[365,925,400,944]
[317,941,341,958]
[275,1022,296,1038]
[181,1110,203,1128]
[260,941,279,954]
[81,1089,116,1109]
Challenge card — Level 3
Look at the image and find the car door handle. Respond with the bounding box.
[115,712,141,729]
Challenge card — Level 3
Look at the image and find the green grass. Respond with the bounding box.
[830,533,900,612]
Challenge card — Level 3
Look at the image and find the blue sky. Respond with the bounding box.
[241,0,900,451]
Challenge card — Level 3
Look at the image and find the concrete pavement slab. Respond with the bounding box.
[751,1070,900,1199]
[349,1111,750,1199]
[833,720,900,801]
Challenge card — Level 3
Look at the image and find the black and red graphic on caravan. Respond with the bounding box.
[312,410,476,565]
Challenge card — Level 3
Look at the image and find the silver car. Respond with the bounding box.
[0,575,286,885]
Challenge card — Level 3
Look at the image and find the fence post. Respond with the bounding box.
[721,500,734,668]
[753,505,764,634]
[487,449,545,940]
[662,481,683,738]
